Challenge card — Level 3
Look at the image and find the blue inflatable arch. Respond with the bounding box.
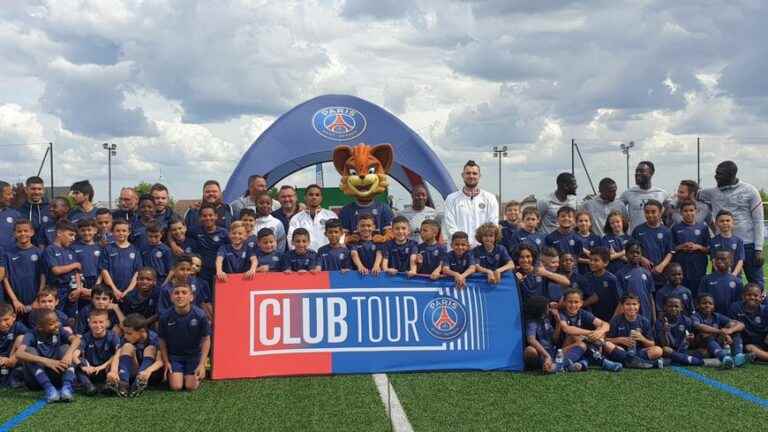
[223,95,456,203]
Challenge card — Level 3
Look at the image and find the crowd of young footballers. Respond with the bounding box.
[0,174,766,404]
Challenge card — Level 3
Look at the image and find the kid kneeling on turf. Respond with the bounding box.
[728,283,768,363]
[16,310,81,402]
[109,313,163,397]
[558,288,623,372]
[159,284,211,391]
[74,309,121,395]
[524,295,564,373]
[605,294,663,369]
[692,293,745,368]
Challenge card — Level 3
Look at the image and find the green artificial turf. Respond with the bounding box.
[695,363,768,400]
[1,375,390,432]
[389,368,768,432]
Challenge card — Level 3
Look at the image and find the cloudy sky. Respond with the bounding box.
[1,0,767,207]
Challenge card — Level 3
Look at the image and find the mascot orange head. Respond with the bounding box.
[333,143,393,202]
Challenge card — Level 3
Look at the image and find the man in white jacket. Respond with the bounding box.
[442,160,498,247]
[288,184,338,252]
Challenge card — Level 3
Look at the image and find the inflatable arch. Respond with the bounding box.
[223,95,456,203]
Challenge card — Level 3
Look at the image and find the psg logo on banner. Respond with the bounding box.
[424,296,467,340]
[312,106,367,141]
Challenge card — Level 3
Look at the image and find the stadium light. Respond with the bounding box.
[619,141,634,188]
[492,146,508,207]
[103,143,117,209]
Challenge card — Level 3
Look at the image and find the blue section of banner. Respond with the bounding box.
[324,272,523,373]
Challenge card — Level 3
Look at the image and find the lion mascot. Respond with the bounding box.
[332,143,395,244]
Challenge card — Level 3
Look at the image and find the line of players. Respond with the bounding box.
[1,178,767,403]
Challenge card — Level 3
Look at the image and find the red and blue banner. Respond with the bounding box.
[212,272,523,379]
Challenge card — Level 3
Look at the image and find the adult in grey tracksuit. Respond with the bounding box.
[699,161,765,288]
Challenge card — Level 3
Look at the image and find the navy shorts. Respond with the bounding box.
[169,355,201,375]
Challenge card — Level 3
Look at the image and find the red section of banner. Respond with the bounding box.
[211,273,332,379]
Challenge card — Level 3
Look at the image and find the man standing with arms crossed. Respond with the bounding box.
[443,160,498,248]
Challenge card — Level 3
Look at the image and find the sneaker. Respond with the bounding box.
[81,379,97,396]
[566,361,584,372]
[578,359,590,371]
[105,379,129,397]
[130,378,148,398]
[734,353,746,367]
[745,353,757,364]
[44,386,60,403]
[626,357,654,369]
[655,359,665,369]
[8,368,24,389]
[721,356,735,369]
[601,359,623,372]
[703,358,722,368]
[60,384,74,402]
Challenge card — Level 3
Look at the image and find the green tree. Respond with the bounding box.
[760,189,768,219]
[134,181,152,196]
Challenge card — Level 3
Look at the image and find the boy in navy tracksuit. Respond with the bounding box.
[74,309,121,395]
[4,219,45,318]
[110,314,163,398]
[73,219,101,292]
[728,283,768,362]
[254,228,284,272]
[190,203,229,289]
[523,296,562,373]
[99,219,142,301]
[709,210,745,277]
[140,223,173,284]
[411,219,445,279]
[691,293,745,368]
[581,247,621,323]
[159,284,211,391]
[671,200,710,296]
[605,293,663,369]
[216,221,257,281]
[16,310,81,402]
[43,220,83,318]
[699,250,743,315]
[473,223,515,284]
[0,303,28,388]
[121,268,161,322]
[442,232,476,288]
[350,215,382,276]
[615,241,656,324]
[545,206,586,262]
[631,200,673,290]
[282,228,321,273]
[318,219,350,271]
[381,216,417,275]
[36,197,70,247]
[0,180,21,251]
[503,207,544,257]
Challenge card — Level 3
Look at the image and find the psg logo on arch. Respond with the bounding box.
[312,106,367,141]
[423,296,467,340]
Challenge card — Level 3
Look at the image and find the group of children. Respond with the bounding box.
[1,178,767,404]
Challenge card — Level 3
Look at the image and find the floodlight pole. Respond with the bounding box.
[103,143,117,209]
[492,145,508,207]
[620,141,635,189]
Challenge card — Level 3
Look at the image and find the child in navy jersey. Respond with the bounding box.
[350,214,382,275]
[523,296,562,373]
[76,285,123,336]
[699,250,742,315]
[503,207,544,257]
[318,219,350,271]
[189,203,228,290]
[671,200,710,296]
[605,294,663,369]
[581,247,620,323]
[410,219,445,279]
[575,211,601,274]
[545,206,586,259]
[558,289,622,372]
[43,220,83,318]
[74,219,101,291]
[516,245,570,305]
[656,296,713,367]
[692,293,744,368]
[73,309,121,395]
[4,219,45,318]
[442,232,476,288]
[729,283,768,362]
[602,210,630,275]
[16,310,81,402]
[382,216,417,274]
[0,303,28,388]
[168,217,196,259]
[655,263,693,316]
[709,210,744,277]
[255,228,284,272]
[215,221,257,281]
[159,284,211,391]
[473,223,514,284]
[283,228,320,273]
[615,241,656,323]
[140,223,172,284]
[120,268,161,322]
[109,314,163,398]
[94,208,114,247]
[99,219,142,301]
[631,200,672,289]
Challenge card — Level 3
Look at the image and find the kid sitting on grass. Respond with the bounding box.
[728,283,768,363]
[0,303,28,388]
[605,294,664,369]
[442,232,476,288]
[558,288,623,372]
[108,313,163,398]
[692,293,745,368]
[655,296,719,367]
[76,285,123,335]
[16,310,81,402]
[473,222,515,284]
[523,295,562,373]
[74,309,121,395]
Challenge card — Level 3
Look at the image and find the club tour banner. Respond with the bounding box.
[212,272,523,379]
